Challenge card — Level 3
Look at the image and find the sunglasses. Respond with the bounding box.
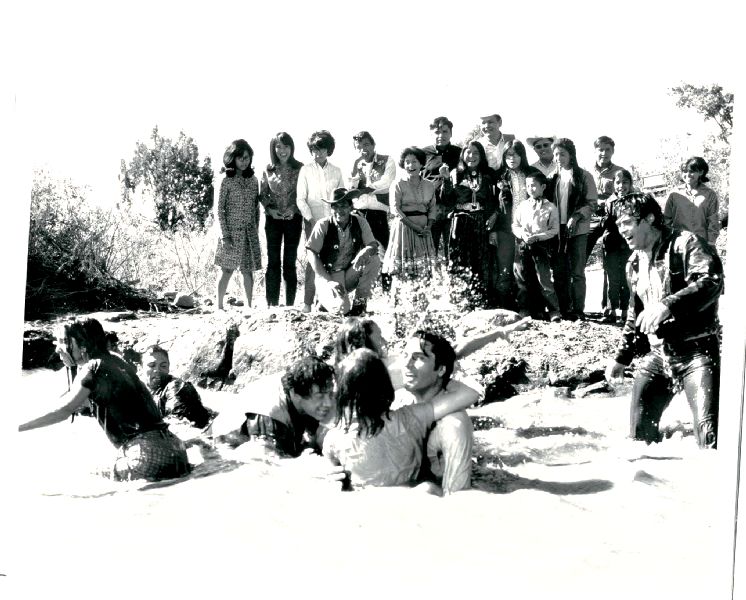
[534,143,551,149]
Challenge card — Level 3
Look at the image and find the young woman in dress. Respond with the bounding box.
[442,141,497,308]
[214,139,262,311]
[18,318,191,482]
[493,140,534,309]
[259,132,304,307]
[382,147,437,283]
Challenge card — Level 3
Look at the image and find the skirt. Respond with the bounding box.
[382,216,435,279]
[448,210,490,299]
[114,428,191,482]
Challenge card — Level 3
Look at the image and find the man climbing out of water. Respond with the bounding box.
[139,345,215,429]
[604,193,723,448]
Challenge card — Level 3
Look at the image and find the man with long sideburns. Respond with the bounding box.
[605,193,722,449]
[349,131,396,291]
[422,116,462,258]
[391,330,475,494]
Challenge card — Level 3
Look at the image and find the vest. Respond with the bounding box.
[353,154,390,206]
[319,215,365,272]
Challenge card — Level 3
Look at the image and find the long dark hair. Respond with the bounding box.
[335,349,394,438]
[333,317,380,366]
[61,318,110,361]
[455,141,494,183]
[267,132,303,172]
[551,137,586,195]
[497,140,533,179]
[222,139,254,178]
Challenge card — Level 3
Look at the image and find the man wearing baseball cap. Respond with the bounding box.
[527,136,557,178]
[306,188,381,315]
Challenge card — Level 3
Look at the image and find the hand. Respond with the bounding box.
[605,360,626,385]
[488,231,498,246]
[566,216,577,235]
[56,346,76,368]
[635,302,671,334]
[293,449,348,485]
[349,175,360,190]
[524,234,536,245]
[486,213,497,230]
[438,163,450,178]
[501,316,531,342]
[326,280,344,297]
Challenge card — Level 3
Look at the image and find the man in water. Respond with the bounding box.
[392,330,474,494]
[604,193,723,448]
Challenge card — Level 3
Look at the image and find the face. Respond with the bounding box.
[596,142,614,167]
[141,351,170,390]
[505,149,521,170]
[682,168,702,187]
[402,337,443,393]
[617,212,656,251]
[403,154,422,176]
[331,200,353,228]
[274,141,292,164]
[464,145,481,168]
[310,146,329,166]
[533,139,553,161]
[292,383,335,422]
[235,151,252,173]
[368,324,387,358]
[553,147,571,169]
[526,177,546,200]
[354,138,375,162]
[480,115,501,137]
[614,175,632,197]
[434,123,452,146]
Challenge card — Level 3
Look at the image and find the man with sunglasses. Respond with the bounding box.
[527,136,557,178]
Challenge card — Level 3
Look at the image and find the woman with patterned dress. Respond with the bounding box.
[382,147,437,283]
[443,141,497,308]
[214,139,262,311]
[259,132,304,307]
[493,140,534,309]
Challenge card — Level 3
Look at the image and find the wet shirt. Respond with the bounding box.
[152,375,214,429]
[79,354,165,447]
[322,403,435,488]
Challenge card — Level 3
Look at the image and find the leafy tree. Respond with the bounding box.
[120,126,214,232]
[670,84,733,142]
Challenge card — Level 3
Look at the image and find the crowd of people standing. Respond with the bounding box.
[212,113,722,323]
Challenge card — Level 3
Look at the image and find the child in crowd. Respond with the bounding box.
[214,139,262,311]
[663,156,720,247]
[600,169,633,323]
[511,170,561,322]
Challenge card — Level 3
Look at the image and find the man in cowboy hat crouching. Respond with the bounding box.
[306,188,382,316]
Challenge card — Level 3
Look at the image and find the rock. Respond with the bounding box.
[23,329,62,370]
[106,312,139,322]
[173,293,195,309]
[476,356,529,406]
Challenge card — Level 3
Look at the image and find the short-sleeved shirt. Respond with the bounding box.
[80,354,165,447]
[322,403,435,488]
[306,214,376,272]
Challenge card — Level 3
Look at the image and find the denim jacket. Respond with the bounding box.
[614,228,723,365]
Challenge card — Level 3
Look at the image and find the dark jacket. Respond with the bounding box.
[546,168,594,237]
[614,228,723,365]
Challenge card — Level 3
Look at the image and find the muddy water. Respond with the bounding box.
[8,365,736,599]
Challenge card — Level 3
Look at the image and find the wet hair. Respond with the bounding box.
[593,136,615,149]
[61,318,110,360]
[430,116,453,131]
[268,132,303,172]
[411,329,456,389]
[352,131,375,146]
[498,140,533,176]
[222,139,254,178]
[612,192,664,230]
[399,146,427,169]
[334,317,380,365]
[307,130,336,156]
[681,156,710,183]
[525,169,548,187]
[142,344,169,364]
[456,141,493,180]
[281,355,335,399]
[551,138,579,169]
[335,348,394,438]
